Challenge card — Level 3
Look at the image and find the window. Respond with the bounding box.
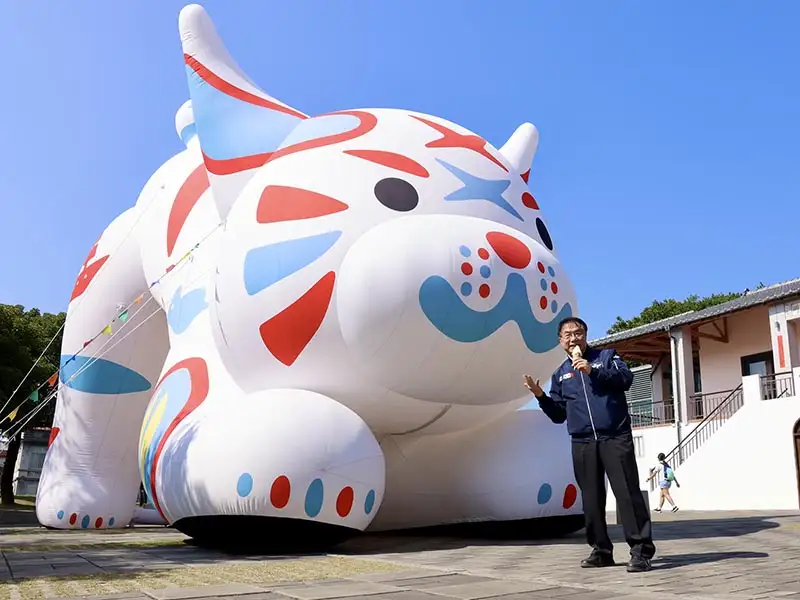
[633,435,645,458]
[741,351,774,377]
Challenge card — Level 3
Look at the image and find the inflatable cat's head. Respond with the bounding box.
[180,4,579,412]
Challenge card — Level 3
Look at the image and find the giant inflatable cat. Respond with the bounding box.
[35,4,583,546]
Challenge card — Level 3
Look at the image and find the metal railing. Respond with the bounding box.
[663,384,743,467]
[761,372,795,400]
[687,389,736,421]
[629,399,675,428]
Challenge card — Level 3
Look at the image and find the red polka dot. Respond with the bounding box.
[479,284,491,298]
[539,296,548,310]
[69,513,77,525]
[521,192,539,209]
[551,282,558,294]
[477,248,490,260]
[485,232,531,269]
[537,262,545,273]
[95,517,103,528]
[563,484,578,509]
[461,262,473,275]
[270,475,291,509]
[336,487,354,517]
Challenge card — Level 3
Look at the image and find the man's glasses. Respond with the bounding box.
[560,330,586,341]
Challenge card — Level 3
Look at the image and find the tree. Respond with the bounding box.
[606,292,744,335]
[0,304,65,504]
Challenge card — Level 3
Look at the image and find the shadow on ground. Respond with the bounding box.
[336,514,788,557]
[653,551,769,570]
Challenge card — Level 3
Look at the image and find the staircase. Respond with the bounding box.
[663,384,744,467]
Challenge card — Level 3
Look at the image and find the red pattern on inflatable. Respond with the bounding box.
[71,242,109,301]
[412,115,507,172]
[48,426,60,448]
[344,150,430,178]
[269,111,378,164]
[257,186,349,224]
[184,55,307,119]
[270,475,291,509]
[167,164,210,256]
[148,357,211,520]
[259,272,336,366]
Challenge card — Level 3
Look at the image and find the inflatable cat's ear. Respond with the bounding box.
[499,123,539,182]
[179,4,308,219]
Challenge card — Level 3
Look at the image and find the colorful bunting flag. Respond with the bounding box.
[28,390,39,404]
[7,407,19,422]
[101,324,113,335]
[48,372,58,387]
[83,340,91,348]
[134,295,143,304]
[119,310,129,323]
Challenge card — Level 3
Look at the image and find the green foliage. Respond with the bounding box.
[607,292,743,335]
[0,304,65,431]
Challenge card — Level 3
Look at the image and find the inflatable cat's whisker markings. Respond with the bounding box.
[420,230,572,353]
[37,3,584,545]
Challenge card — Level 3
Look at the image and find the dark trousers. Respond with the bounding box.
[572,432,655,559]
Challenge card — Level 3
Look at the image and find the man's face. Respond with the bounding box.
[559,322,587,355]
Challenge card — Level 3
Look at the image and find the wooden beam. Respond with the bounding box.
[695,317,729,343]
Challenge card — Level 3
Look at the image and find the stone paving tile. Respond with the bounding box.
[381,574,495,589]
[270,580,399,599]
[144,584,267,599]
[413,579,557,599]
[339,594,447,600]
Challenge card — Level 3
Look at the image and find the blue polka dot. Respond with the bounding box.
[56,510,64,520]
[459,245,471,257]
[551,300,558,313]
[548,266,555,277]
[305,478,324,518]
[537,483,553,504]
[81,515,90,529]
[109,517,115,527]
[460,282,472,296]
[237,473,253,497]
[480,265,491,278]
[365,489,376,514]
[540,278,548,291]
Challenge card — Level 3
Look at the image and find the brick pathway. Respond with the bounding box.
[1,511,799,599]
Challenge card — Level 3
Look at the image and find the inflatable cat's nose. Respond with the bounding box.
[336,214,577,407]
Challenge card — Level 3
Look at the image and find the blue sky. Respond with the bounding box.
[1,1,797,337]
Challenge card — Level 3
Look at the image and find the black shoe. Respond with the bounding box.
[581,552,615,568]
[627,556,652,572]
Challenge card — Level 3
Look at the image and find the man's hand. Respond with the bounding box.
[523,374,544,397]
[572,358,592,374]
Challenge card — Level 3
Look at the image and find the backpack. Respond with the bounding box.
[664,464,675,482]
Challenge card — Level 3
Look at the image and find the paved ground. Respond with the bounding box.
[1,510,799,600]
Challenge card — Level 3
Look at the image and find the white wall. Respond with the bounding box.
[606,424,679,511]
[662,395,800,510]
[698,305,772,393]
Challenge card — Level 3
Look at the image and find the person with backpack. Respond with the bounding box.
[647,453,679,512]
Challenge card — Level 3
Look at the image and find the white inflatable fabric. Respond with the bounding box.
[35,4,583,542]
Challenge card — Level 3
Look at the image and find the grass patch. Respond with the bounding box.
[0,538,187,553]
[0,556,402,600]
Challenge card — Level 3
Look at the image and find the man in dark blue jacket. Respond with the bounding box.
[524,316,655,573]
